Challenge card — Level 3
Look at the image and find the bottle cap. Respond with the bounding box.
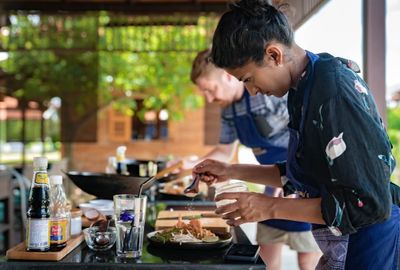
[116,146,127,155]
[50,175,63,185]
[70,208,83,218]
[116,146,127,161]
[33,156,48,168]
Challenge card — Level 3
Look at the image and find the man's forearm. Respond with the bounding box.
[270,198,325,224]
[229,163,282,187]
[271,197,324,224]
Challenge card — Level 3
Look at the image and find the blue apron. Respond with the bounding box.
[231,90,311,232]
[288,51,400,269]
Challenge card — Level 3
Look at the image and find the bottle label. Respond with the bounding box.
[50,219,69,243]
[26,218,50,249]
[34,172,49,185]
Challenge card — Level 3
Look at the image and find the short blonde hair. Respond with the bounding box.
[190,48,218,83]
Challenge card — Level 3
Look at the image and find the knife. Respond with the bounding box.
[157,213,221,220]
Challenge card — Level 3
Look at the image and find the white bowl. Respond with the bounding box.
[89,199,113,208]
[79,203,114,219]
[79,203,96,213]
[79,203,100,219]
[96,207,114,216]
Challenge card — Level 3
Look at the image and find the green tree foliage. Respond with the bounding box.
[99,51,203,120]
[6,119,40,142]
[387,107,400,185]
[388,106,400,130]
[0,12,216,126]
[0,12,216,167]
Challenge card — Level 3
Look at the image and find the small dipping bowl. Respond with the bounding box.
[83,226,116,251]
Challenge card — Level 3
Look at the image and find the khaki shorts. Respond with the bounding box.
[256,223,321,253]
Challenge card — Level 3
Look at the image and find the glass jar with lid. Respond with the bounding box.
[70,208,82,236]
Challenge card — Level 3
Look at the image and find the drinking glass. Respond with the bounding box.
[113,194,147,258]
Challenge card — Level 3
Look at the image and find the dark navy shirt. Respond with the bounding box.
[219,92,289,148]
[282,53,395,235]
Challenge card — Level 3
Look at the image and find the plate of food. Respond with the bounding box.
[147,218,232,249]
[158,176,208,200]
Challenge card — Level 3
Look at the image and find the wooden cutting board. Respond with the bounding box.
[155,210,230,233]
[6,234,84,261]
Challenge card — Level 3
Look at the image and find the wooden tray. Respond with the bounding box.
[6,234,84,261]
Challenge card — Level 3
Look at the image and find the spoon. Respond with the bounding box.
[94,216,112,246]
[184,173,202,194]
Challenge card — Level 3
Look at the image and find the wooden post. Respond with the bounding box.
[363,0,386,123]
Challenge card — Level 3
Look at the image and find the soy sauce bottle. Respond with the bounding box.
[26,157,51,252]
[116,146,129,175]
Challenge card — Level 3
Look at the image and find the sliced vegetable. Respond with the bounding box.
[202,235,219,243]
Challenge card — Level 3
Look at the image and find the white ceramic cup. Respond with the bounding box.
[214,181,248,208]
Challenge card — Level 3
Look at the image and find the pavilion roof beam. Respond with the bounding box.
[0,2,229,14]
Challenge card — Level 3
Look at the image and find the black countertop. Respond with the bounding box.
[0,226,265,270]
[0,200,266,270]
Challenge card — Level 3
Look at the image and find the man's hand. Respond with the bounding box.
[215,192,276,226]
[192,159,232,185]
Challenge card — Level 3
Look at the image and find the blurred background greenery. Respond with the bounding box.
[387,107,400,185]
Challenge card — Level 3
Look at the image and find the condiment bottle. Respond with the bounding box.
[70,208,82,236]
[105,156,117,174]
[49,175,70,251]
[26,157,51,252]
[116,146,129,175]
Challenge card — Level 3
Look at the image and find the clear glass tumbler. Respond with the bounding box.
[113,194,147,258]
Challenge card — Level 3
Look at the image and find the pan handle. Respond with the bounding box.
[138,161,183,196]
[153,160,183,180]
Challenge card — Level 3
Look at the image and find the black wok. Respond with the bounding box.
[65,161,183,199]
[65,171,150,199]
